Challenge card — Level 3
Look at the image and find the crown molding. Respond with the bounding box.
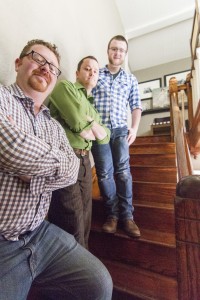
[127,7,194,40]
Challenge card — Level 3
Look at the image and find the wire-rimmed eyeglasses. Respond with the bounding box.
[23,50,61,77]
[109,47,127,54]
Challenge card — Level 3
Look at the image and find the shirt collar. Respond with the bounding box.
[100,66,125,76]
[6,83,51,119]
[74,81,94,103]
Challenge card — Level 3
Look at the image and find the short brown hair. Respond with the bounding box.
[107,35,128,51]
[77,56,98,71]
[19,39,61,64]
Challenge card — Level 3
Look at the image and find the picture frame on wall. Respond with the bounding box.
[138,78,161,100]
[141,98,152,111]
[152,87,170,109]
[164,70,190,87]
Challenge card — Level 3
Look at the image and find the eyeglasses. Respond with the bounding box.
[23,50,61,77]
[109,47,127,54]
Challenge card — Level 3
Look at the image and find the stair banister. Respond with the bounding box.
[169,78,193,178]
[175,175,200,300]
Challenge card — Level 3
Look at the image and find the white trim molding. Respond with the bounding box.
[127,7,194,40]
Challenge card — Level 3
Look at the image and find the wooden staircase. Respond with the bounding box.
[89,134,178,300]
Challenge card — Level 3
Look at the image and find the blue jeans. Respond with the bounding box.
[0,221,113,300]
[92,126,133,221]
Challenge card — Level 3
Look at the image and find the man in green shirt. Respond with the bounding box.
[48,56,110,248]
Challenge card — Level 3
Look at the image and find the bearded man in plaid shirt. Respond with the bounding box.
[0,39,112,300]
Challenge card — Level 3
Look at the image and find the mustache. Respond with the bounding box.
[33,70,50,83]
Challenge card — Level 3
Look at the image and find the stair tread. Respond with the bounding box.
[91,222,176,247]
[93,197,174,210]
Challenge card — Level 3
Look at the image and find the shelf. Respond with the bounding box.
[142,107,170,115]
[142,104,188,115]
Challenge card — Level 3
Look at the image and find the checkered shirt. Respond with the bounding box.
[92,67,142,129]
[0,83,79,241]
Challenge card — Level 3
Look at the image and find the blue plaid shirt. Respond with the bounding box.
[92,66,142,129]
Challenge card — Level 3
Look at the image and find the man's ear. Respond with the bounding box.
[15,58,22,72]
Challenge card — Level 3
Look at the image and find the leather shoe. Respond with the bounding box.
[102,218,118,233]
[123,220,141,238]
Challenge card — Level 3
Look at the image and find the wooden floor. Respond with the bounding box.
[89,134,178,300]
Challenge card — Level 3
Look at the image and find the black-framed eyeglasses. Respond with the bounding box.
[23,50,61,77]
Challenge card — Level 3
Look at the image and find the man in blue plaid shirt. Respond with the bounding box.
[92,35,142,238]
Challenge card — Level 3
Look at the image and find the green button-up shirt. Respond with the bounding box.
[48,80,110,150]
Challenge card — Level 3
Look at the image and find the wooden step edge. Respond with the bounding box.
[134,201,175,210]
[133,181,177,187]
[130,150,176,154]
[131,166,177,170]
[135,135,171,142]
[131,165,177,169]
[113,285,155,300]
[90,224,176,248]
[131,142,175,146]
[130,151,176,156]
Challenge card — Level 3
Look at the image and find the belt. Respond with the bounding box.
[73,148,89,157]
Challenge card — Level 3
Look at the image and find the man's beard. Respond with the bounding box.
[28,73,50,92]
[109,57,122,67]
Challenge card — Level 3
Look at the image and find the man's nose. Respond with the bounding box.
[40,62,50,73]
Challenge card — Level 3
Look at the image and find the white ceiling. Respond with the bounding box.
[115,0,195,72]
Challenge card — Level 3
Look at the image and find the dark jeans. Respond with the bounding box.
[48,154,92,249]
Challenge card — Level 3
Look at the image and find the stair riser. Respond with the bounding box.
[89,232,177,277]
[133,182,176,204]
[103,260,178,300]
[131,167,177,183]
[133,135,171,144]
[92,201,175,233]
[130,144,175,155]
[130,154,176,167]
[134,206,175,233]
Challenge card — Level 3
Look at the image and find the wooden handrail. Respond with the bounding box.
[175,175,200,300]
[169,77,193,179]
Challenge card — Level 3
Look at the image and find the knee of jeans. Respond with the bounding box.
[116,170,131,181]
[92,266,113,300]
[101,272,113,299]
[97,170,113,182]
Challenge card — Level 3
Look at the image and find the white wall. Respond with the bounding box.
[0,0,124,85]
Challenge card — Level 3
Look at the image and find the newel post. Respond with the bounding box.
[175,175,200,300]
